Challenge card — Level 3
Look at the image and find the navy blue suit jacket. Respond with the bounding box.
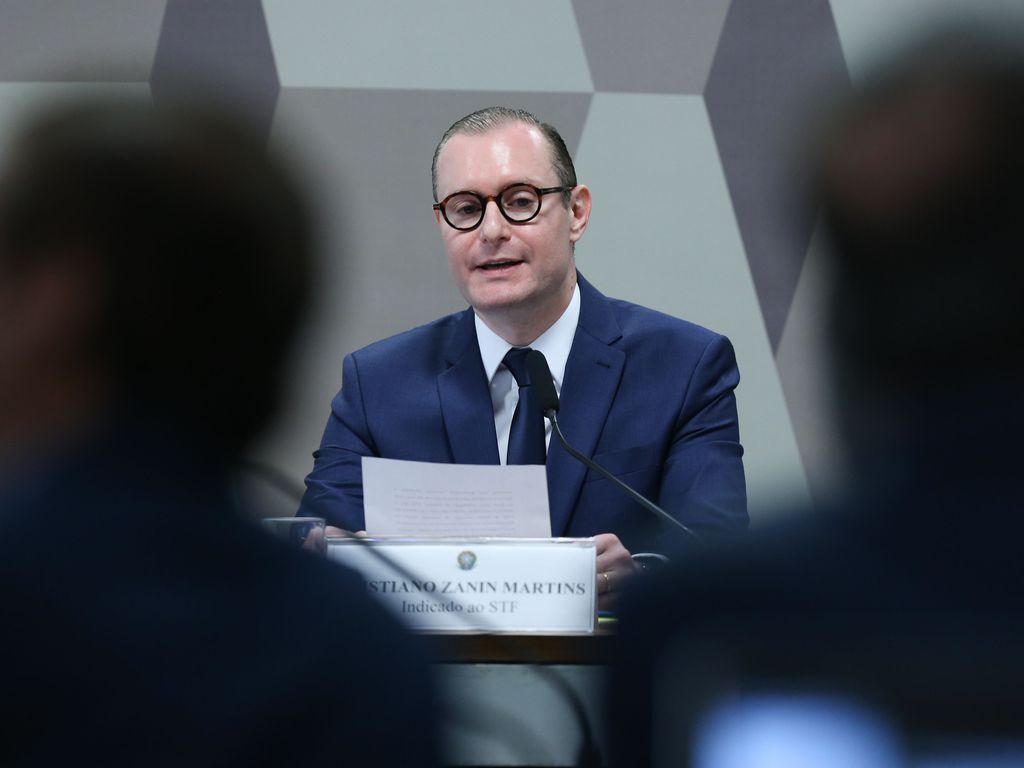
[301,274,747,551]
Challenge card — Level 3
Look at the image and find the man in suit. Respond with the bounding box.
[0,97,436,766]
[301,107,747,600]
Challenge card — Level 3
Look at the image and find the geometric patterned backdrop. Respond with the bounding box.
[3,0,1019,523]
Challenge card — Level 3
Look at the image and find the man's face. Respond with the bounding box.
[433,122,590,334]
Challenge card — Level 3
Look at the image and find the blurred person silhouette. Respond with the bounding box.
[0,97,436,766]
[608,24,1024,767]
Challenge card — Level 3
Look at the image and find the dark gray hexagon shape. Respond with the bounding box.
[151,0,279,141]
[705,0,848,351]
[572,0,732,94]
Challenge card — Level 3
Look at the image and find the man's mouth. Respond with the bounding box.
[477,260,523,271]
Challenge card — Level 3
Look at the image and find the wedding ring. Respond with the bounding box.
[601,571,611,593]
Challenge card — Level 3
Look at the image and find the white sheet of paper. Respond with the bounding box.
[361,457,551,537]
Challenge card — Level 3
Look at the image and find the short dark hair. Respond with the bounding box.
[430,106,577,205]
[0,97,313,457]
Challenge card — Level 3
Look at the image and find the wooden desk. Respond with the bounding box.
[426,629,615,664]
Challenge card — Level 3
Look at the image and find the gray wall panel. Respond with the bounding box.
[0,1,164,81]
[4,0,1015,521]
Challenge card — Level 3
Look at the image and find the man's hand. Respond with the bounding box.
[594,533,635,610]
[301,526,327,555]
[325,526,368,538]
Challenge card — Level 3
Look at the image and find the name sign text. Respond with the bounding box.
[328,538,596,633]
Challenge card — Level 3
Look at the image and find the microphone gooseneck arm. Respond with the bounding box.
[545,408,702,543]
[524,347,701,544]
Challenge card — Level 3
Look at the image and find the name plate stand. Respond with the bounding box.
[327,537,597,634]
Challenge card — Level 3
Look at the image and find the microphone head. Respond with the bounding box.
[526,349,560,416]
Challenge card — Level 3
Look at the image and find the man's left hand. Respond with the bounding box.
[594,533,635,610]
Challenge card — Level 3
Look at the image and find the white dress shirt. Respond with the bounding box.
[474,282,581,465]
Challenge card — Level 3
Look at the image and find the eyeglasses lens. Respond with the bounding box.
[442,185,541,229]
[443,193,483,229]
[499,185,540,221]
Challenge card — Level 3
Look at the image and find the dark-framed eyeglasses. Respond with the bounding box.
[432,183,574,231]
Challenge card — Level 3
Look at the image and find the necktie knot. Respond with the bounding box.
[502,347,533,387]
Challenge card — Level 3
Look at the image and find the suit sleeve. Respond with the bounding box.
[298,354,375,530]
[661,333,748,532]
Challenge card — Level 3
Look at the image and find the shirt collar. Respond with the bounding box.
[474,281,581,391]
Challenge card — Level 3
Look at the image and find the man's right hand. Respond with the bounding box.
[325,526,368,538]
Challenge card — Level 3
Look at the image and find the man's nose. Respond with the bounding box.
[479,199,510,241]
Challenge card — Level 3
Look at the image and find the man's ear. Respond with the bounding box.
[568,185,592,243]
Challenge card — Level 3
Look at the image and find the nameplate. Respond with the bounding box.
[327,538,596,633]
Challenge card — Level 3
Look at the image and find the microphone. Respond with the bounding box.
[525,349,702,543]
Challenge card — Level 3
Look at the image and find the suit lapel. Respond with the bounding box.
[546,275,624,536]
[437,310,500,465]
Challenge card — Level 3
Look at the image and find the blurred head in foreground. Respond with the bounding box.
[609,27,1024,768]
[0,96,311,468]
[813,26,1024,468]
[0,97,439,767]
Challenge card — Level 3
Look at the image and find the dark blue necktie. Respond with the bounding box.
[503,347,547,465]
